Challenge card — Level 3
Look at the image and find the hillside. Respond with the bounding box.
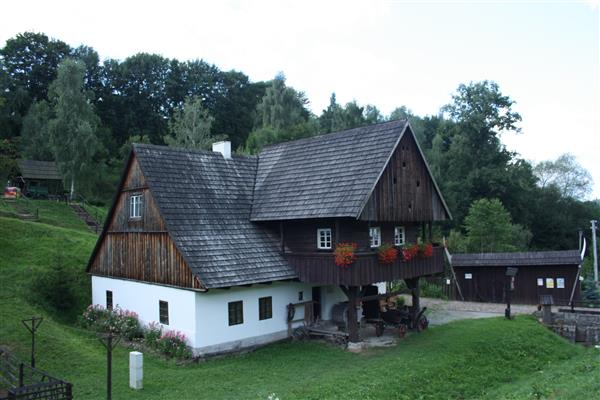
[0,202,599,399]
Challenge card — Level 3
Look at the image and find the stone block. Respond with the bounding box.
[129,351,143,390]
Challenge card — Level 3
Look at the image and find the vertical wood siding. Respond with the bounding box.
[90,155,199,289]
[282,219,421,253]
[454,265,580,305]
[287,246,444,286]
[360,133,446,222]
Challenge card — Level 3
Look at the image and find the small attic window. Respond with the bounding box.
[393,176,397,184]
[416,180,420,187]
[129,194,143,219]
[402,161,406,168]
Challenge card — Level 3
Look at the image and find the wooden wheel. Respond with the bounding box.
[416,315,429,332]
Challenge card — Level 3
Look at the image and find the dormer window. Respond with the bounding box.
[317,228,332,249]
[394,226,406,246]
[129,194,143,219]
[369,227,381,248]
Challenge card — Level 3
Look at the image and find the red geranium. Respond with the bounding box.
[401,244,419,262]
[419,242,434,258]
[377,243,398,264]
[334,242,358,268]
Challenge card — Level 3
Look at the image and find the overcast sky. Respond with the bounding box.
[2,0,599,198]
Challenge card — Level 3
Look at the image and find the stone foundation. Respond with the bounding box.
[537,309,600,346]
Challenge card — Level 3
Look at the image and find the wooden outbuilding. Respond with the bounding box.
[16,160,63,198]
[452,250,582,305]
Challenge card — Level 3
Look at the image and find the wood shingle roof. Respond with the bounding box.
[17,160,62,180]
[251,120,409,221]
[133,144,296,288]
[452,250,582,267]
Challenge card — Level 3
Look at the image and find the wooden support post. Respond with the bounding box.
[346,286,360,343]
[335,220,340,245]
[405,278,420,329]
[428,222,432,242]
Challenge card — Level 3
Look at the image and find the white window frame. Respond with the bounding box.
[369,227,381,248]
[394,226,406,246]
[129,194,142,219]
[317,228,332,249]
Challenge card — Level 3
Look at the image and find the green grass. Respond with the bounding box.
[1,205,599,399]
[0,198,94,231]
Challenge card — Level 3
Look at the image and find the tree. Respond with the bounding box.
[20,100,54,160]
[0,32,71,138]
[463,198,531,252]
[533,153,593,199]
[431,81,529,224]
[319,93,345,133]
[164,96,219,150]
[47,59,104,197]
[255,73,310,131]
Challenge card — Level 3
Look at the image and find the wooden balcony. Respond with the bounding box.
[285,246,445,286]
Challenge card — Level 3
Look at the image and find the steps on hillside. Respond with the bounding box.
[70,204,100,233]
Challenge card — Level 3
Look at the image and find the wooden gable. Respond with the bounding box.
[88,153,202,289]
[359,128,449,222]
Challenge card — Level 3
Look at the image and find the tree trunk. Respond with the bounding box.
[70,177,75,201]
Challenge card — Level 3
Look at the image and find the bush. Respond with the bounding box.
[581,278,600,307]
[396,296,405,308]
[157,330,192,359]
[144,321,162,348]
[32,252,85,318]
[421,281,448,300]
[80,305,143,339]
[80,304,110,328]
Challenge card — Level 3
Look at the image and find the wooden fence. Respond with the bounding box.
[0,347,72,400]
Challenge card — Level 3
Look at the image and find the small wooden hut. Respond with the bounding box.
[452,250,582,305]
[16,160,63,198]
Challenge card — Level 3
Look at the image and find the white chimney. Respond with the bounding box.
[212,141,231,159]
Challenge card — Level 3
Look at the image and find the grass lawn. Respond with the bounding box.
[0,198,94,231]
[1,208,599,399]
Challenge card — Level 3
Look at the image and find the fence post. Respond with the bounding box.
[18,363,24,387]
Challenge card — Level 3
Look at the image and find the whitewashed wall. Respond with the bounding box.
[320,285,347,320]
[194,281,313,353]
[92,277,349,355]
[91,276,198,347]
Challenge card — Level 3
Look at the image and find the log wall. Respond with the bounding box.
[360,132,447,222]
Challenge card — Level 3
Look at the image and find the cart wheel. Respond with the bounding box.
[397,324,407,338]
[375,322,384,337]
[417,315,429,332]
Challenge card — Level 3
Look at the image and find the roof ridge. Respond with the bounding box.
[260,119,408,151]
[132,143,257,160]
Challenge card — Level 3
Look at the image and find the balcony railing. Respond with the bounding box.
[285,246,445,286]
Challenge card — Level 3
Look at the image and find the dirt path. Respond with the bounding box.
[399,296,538,326]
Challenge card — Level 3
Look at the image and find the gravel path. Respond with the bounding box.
[398,295,538,326]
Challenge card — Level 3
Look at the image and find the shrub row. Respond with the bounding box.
[81,305,192,359]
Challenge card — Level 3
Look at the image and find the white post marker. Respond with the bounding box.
[129,351,143,390]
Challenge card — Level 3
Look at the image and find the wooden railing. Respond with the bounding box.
[285,246,444,286]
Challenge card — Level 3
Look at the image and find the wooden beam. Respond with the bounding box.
[346,286,360,342]
[405,278,420,328]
